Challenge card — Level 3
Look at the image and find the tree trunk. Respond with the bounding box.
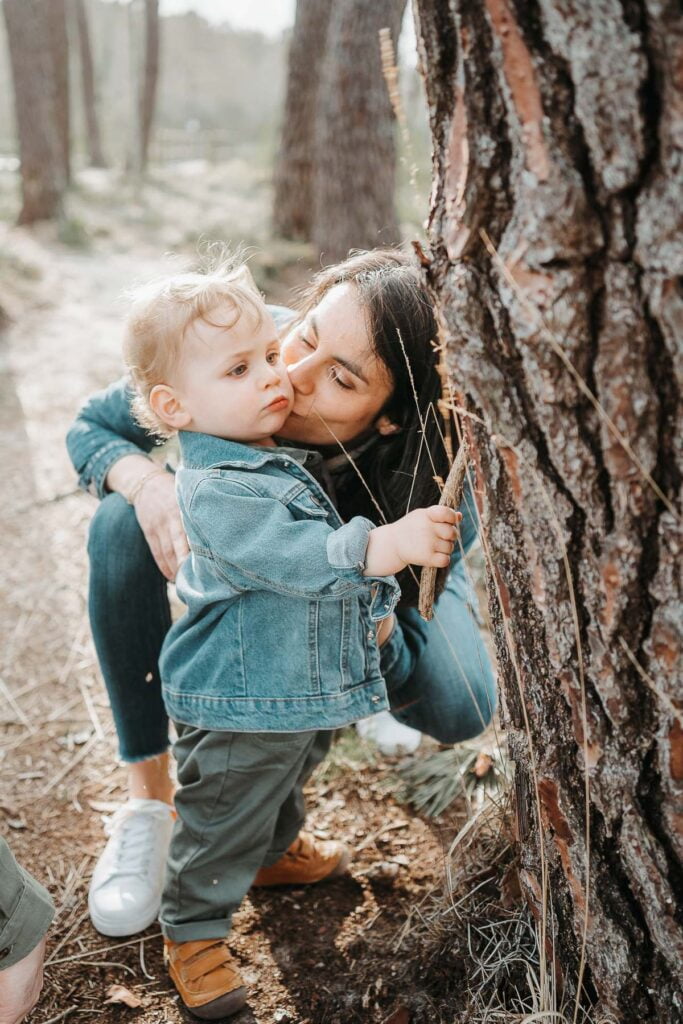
[139,0,159,173]
[47,0,71,185]
[312,0,407,262]
[272,0,333,242]
[415,1,682,1021]
[72,0,106,168]
[3,0,66,223]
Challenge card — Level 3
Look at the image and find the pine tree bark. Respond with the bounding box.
[3,0,66,223]
[72,0,106,168]
[312,0,407,262]
[273,0,333,241]
[414,1,682,1020]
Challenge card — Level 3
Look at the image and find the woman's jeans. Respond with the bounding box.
[87,494,497,764]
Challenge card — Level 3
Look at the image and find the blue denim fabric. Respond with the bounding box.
[161,431,400,732]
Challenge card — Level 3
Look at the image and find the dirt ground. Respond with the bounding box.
[0,161,507,1024]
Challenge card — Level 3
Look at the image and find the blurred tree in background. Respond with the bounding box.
[72,0,107,168]
[3,0,67,223]
[273,0,333,242]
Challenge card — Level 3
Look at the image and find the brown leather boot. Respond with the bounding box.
[164,937,247,1019]
[252,831,350,887]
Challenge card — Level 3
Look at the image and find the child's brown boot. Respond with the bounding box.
[164,937,247,1019]
[252,830,350,887]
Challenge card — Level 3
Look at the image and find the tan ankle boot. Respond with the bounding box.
[253,830,350,887]
[164,937,247,1019]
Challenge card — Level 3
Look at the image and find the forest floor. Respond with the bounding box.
[0,160,515,1024]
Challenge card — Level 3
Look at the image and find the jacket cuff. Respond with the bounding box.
[326,517,401,621]
[0,867,54,971]
[79,440,149,499]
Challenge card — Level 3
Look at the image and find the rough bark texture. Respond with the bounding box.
[273,0,333,241]
[414,0,682,1019]
[3,0,66,223]
[72,0,106,168]
[47,0,71,185]
[313,0,407,262]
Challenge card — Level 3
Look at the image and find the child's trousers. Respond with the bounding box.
[160,723,333,943]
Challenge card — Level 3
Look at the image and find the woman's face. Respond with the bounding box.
[278,283,394,445]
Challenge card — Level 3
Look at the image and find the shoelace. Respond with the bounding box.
[102,806,167,879]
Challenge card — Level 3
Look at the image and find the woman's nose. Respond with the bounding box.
[286,356,315,396]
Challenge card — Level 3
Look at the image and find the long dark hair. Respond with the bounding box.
[298,249,456,606]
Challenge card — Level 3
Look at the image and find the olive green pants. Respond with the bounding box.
[160,725,333,943]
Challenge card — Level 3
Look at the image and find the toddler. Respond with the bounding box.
[123,259,457,1018]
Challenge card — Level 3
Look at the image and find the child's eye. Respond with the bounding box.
[266,351,279,364]
[229,364,247,377]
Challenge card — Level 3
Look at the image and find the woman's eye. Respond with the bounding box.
[299,333,314,349]
[229,364,247,377]
[329,368,352,391]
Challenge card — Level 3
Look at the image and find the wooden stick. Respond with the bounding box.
[418,439,470,622]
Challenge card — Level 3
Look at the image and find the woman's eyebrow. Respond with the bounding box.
[309,314,369,384]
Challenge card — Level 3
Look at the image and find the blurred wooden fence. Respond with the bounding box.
[0,128,236,168]
[149,127,235,164]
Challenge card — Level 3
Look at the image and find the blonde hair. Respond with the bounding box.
[123,257,264,438]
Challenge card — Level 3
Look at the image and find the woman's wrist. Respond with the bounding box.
[105,454,164,502]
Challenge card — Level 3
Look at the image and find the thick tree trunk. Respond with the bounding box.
[3,0,66,223]
[47,0,71,185]
[272,0,333,241]
[415,1,682,1020]
[72,0,106,168]
[313,0,407,262]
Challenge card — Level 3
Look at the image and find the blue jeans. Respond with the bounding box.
[87,494,497,762]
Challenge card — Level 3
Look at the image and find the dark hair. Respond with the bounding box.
[299,248,456,606]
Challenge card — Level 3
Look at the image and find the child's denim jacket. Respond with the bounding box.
[160,430,401,733]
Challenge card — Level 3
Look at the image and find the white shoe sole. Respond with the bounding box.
[88,897,161,937]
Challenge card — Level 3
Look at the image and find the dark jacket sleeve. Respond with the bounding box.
[0,837,54,970]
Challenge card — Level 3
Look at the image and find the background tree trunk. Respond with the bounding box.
[3,0,66,223]
[272,0,333,242]
[312,0,407,263]
[72,0,106,168]
[415,0,682,1020]
[139,0,159,174]
[47,0,71,185]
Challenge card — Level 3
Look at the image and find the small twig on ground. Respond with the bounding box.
[48,932,162,967]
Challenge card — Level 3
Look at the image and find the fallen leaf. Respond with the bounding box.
[384,1007,410,1024]
[104,984,143,1008]
[473,752,493,778]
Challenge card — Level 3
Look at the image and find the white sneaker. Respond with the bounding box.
[356,710,422,756]
[88,798,175,937]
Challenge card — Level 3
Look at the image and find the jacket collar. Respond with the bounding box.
[178,430,312,471]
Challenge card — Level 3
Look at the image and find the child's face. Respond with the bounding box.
[167,303,293,443]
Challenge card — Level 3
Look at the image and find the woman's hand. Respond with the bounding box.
[133,471,189,581]
[365,506,460,578]
[106,456,189,581]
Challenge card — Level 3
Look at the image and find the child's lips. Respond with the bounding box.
[265,395,290,412]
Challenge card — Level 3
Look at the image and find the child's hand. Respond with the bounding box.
[364,506,461,578]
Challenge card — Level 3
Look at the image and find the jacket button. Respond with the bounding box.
[367,630,375,641]
[0,946,12,962]
[371,695,381,703]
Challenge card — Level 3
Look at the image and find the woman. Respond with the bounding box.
[66,248,496,939]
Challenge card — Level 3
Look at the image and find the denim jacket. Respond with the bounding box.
[160,431,401,732]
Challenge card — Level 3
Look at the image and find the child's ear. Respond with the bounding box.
[149,384,192,430]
